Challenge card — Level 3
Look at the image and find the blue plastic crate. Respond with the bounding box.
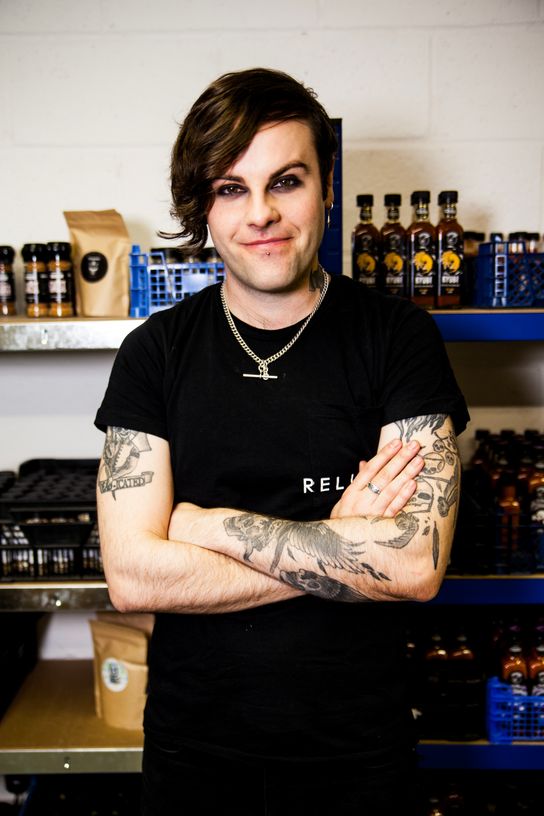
[486,677,544,742]
[474,242,544,308]
[129,244,225,317]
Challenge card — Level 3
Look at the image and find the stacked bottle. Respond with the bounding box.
[351,190,464,308]
[466,429,544,573]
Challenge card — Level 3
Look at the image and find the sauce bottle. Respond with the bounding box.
[501,643,528,694]
[47,242,75,318]
[497,483,522,573]
[380,194,407,297]
[407,191,436,308]
[22,243,49,318]
[529,448,544,571]
[352,195,380,288]
[436,191,464,308]
[529,643,544,695]
[0,245,16,317]
[462,230,484,306]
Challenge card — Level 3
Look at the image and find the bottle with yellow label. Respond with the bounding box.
[352,195,380,288]
[380,194,407,297]
[437,190,463,309]
[407,191,436,308]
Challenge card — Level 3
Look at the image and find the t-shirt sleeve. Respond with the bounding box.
[380,301,470,435]
[94,317,169,440]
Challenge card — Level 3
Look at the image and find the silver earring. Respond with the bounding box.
[327,202,334,229]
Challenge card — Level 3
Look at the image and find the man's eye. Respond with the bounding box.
[216,184,245,197]
[272,176,301,191]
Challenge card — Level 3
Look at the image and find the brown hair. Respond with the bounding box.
[161,68,338,255]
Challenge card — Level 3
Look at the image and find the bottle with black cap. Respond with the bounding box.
[380,194,407,297]
[22,243,49,318]
[47,241,75,317]
[437,190,464,309]
[0,245,16,317]
[351,194,380,288]
[407,191,436,308]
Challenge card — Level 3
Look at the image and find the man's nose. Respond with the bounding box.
[246,192,280,229]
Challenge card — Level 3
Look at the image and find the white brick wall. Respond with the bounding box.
[0,1,543,461]
[1,0,543,257]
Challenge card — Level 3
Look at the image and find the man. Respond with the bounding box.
[95,68,469,815]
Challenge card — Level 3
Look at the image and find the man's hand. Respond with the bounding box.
[330,438,424,520]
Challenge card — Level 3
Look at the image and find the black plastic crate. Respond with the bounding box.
[0,460,102,581]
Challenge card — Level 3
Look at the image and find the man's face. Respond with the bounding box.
[207,120,332,297]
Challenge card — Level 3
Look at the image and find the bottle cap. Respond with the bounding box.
[0,245,15,263]
[410,190,430,205]
[356,194,373,207]
[22,243,47,262]
[384,194,401,206]
[47,241,72,260]
[438,190,458,205]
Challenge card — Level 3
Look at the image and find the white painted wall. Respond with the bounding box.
[0,1,543,661]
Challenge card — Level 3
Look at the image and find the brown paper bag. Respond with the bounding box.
[90,618,148,730]
[96,611,155,637]
[63,209,130,317]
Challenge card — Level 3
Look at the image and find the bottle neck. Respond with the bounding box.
[359,205,373,224]
[413,202,430,222]
[385,205,400,223]
[440,201,458,221]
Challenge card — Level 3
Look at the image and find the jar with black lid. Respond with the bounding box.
[47,241,75,317]
[22,243,49,318]
[0,245,16,317]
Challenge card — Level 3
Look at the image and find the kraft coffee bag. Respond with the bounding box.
[63,209,130,317]
[90,618,148,731]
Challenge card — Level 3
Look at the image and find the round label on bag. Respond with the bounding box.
[101,657,129,692]
[81,251,108,282]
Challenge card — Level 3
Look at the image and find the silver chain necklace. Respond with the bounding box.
[220,269,329,380]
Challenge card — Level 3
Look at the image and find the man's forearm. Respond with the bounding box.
[102,529,302,614]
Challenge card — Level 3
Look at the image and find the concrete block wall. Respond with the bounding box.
[0,1,544,659]
[1,0,544,261]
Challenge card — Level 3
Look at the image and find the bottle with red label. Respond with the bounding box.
[436,190,464,308]
[352,195,380,288]
[407,191,436,308]
[380,194,407,297]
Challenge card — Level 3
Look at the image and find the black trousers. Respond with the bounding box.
[141,734,423,815]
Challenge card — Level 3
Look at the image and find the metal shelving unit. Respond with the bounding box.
[1,309,544,352]
[0,317,143,352]
[1,308,544,775]
[0,661,142,774]
[0,581,112,612]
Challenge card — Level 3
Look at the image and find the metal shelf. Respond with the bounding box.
[0,660,142,774]
[418,740,544,770]
[1,310,543,351]
[0,317,143,351]
[0,581,112,612]
[430,309,544,342]
[433,575,544,605]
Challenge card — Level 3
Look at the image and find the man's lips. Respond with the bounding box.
[241,237,291,247]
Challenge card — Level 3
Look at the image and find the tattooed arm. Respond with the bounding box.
[173,414,461,603]
[97,427,302,613]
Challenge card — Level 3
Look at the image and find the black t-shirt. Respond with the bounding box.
[95,275,469,760]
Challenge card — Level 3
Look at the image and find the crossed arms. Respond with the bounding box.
[96,414,460,613]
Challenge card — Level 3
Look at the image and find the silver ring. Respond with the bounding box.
[367,481,381,495]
